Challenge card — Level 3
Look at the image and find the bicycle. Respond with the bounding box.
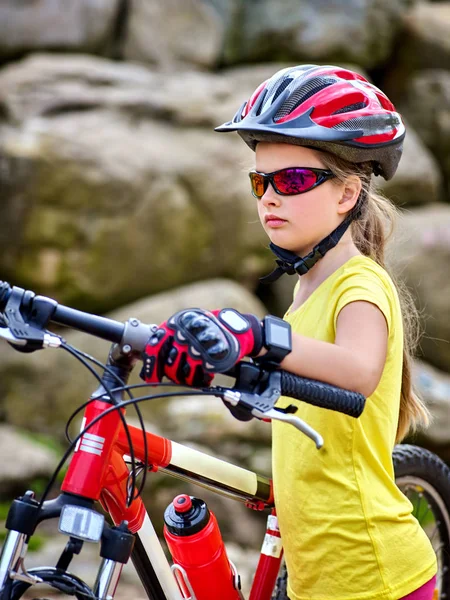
[0,280,449,600]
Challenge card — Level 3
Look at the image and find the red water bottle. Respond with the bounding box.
[163,494,241,600]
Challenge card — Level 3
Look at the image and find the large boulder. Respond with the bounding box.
[412,360,450,464]
[0,0,121,60]
[123,0,226,69]
[0,425,59,499]
[401,2,450,71]
[398,70,450,195]
[413,360,450,446]
[387,204,450,372]
[377,123,443,206]
[389,2,450,84]
[0,278,267,435]
[0,54,281,311]
[222,0,414,69]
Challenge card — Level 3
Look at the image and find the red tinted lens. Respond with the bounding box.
[273,168,318,195]
[249,172,266,198]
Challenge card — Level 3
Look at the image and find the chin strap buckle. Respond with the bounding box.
[260,209,357,284]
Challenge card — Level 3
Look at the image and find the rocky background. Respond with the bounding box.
[0,0,449,596]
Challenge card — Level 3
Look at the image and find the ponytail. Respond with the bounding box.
[319,152,431,443]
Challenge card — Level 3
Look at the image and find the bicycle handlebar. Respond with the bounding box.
[0,281,366,422]
[0,280,125,343]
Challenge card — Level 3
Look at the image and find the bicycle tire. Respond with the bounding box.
[6,567,95,600]
[271,444,450,600]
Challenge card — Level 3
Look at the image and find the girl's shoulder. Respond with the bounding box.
[332,254,402,334]
[338,254,396,293]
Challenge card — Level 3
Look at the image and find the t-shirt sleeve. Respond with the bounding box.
[333,272,393,335]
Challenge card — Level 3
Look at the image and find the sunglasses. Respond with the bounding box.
[249,167,335,199]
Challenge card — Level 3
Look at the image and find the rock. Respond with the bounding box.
[398,70,450,194]
[377,123,443,206]
[0,53,287,134]
[0,279,267,435]
[123,0,226,69]
[387,205,450,372]
[163,395,271,469]
[222,0,413,69]
[413,360,450,446]
[0,424,58,498]
[397,2,450,73]
[0,54,282,311]
[0,0,120,60]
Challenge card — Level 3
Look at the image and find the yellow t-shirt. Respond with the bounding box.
[272,255,437,600]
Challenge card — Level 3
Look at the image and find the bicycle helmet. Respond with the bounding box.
[215,64,406,281]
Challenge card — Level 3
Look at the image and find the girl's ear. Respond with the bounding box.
[337,176,361,215]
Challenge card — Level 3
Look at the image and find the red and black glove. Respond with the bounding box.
[140,308,263,387]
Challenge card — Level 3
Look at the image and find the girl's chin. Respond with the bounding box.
[267,232,309,254]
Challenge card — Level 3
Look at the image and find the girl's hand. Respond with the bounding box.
[140,308,263,386]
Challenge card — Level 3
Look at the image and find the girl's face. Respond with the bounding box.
[254,143,346,256]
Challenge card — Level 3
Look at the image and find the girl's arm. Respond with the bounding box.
[279,300,389,398]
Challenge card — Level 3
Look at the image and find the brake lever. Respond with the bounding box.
[252,407,324,449]
[220,364,325,448]
[0,327,27,346]
[0,286,63,352]
[0,326,62,349]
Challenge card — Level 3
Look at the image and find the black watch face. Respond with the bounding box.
[266,316,291,350]
[268,322,291,348]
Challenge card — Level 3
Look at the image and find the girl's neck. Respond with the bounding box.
[297,231,361,291]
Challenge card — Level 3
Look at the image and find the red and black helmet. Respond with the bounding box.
[215,65,405,180]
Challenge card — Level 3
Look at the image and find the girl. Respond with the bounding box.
[141,65,437,600]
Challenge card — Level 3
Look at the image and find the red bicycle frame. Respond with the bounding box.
[60,398,283,600]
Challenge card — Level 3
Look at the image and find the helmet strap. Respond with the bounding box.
[260,208,360,284]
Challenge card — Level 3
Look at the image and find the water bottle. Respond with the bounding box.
[163,494,241,600]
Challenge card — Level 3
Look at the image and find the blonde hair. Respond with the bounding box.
[318,151,431,443]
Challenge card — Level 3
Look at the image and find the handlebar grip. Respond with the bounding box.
[280,371,366,418]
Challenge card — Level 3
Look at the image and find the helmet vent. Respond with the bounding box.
[332,102,367,115]
[260,74,293,114]
[274,77,336,121]
[272,77,293,104]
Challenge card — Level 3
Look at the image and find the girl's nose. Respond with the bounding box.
[261,184,281,207]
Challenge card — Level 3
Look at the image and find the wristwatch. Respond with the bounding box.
[257,315,292,365]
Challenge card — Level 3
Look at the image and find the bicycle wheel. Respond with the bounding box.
[394,444,450,598]
[6,567,95,600]
[272,444,450,600]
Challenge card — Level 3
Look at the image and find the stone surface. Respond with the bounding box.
[387,204,450,372]
[413,360,450,445]
[398,70,450,195]
[378,123,443,205]
[222,0,413,69]
[0,424,58,498]
[0,0,120,59]
[0,54,282,311]
[398,2,450,72]
[123,0,226,69]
